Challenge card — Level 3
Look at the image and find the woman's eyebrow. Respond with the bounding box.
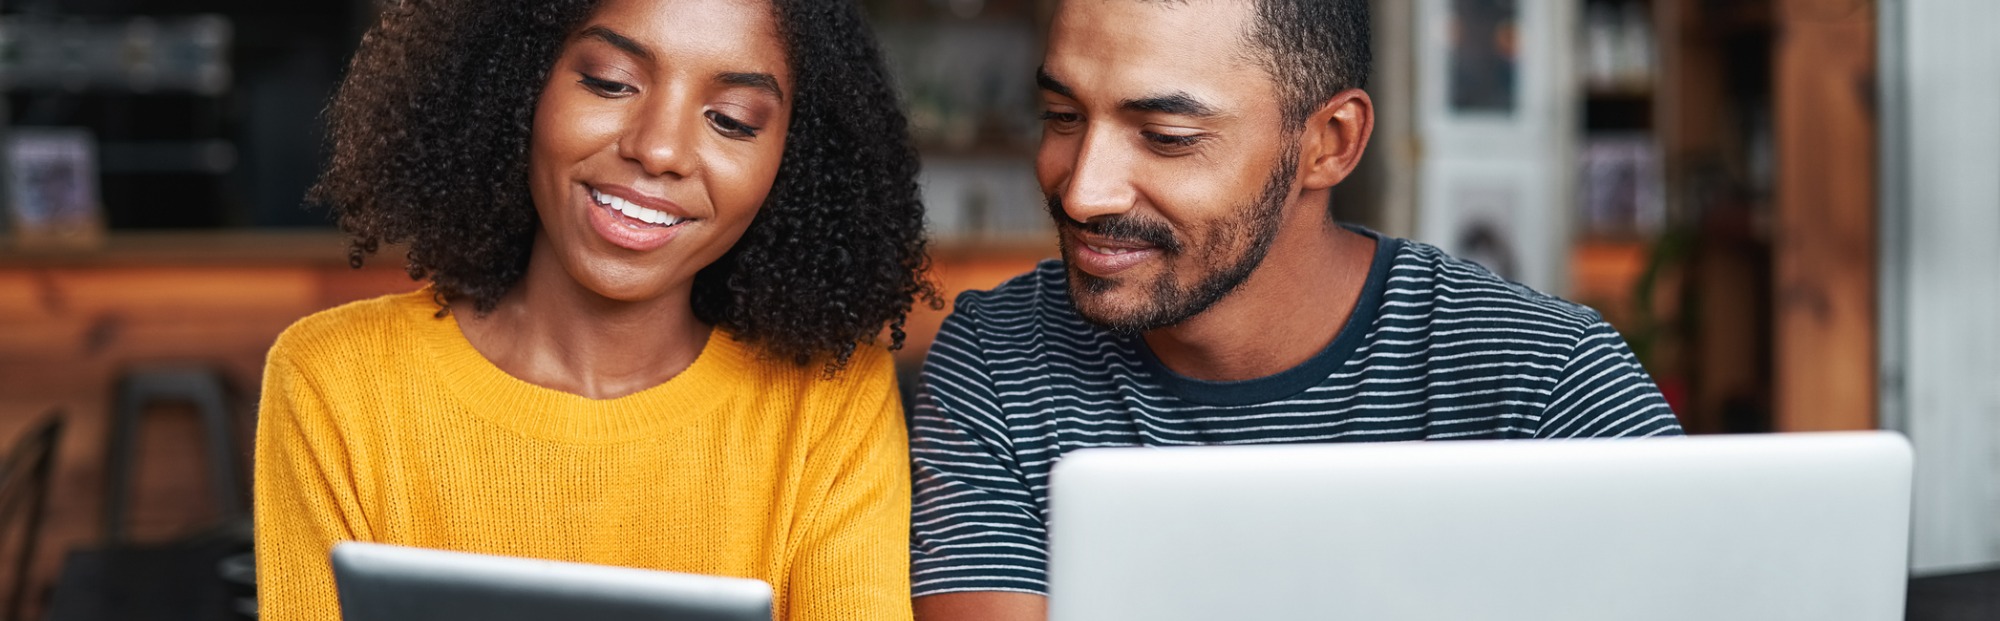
[577,26,783,103]
[718,72,785,103]
[579,25,652,63]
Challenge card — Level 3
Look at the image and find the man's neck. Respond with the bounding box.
[1141,209,1376,383]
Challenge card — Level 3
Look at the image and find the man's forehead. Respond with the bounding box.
[1044,0,1269,105]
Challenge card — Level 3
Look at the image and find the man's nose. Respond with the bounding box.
[1058,130,1140,224]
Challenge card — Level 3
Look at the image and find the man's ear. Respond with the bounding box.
[1298,89,1375,191]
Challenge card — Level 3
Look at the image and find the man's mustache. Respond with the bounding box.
[1045,196,1182,253]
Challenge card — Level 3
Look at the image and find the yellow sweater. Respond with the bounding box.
[253,290,912,621]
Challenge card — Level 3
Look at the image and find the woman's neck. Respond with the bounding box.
[454,249,711,401]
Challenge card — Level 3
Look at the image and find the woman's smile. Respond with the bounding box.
[592,186,689,227]
[584,182,698,252]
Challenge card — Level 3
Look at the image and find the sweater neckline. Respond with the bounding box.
[404,292,754,444]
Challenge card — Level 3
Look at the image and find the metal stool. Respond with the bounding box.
[104,366,247,543]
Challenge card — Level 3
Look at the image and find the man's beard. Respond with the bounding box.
[1049,148,1296,336]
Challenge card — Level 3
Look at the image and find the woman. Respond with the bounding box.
[252,0,935,619]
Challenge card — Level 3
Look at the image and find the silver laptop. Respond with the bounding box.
[1047,432,1913,621]
[330,542,771,621]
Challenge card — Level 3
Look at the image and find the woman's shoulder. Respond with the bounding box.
[797,343,903,435]
[715,336,899,416]
[744,338,896,391]
[269,288,442,366]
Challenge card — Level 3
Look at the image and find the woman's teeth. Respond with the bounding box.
[591,188,683,226]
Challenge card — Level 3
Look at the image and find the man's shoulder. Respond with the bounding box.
[927,260,1133,394]
[945,259,1098,339]
[953,259,1068,313]
[1381,239,1604,337]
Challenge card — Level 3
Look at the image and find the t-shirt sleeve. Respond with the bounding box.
[1536,319,1684,438]
[908,295,1052,597]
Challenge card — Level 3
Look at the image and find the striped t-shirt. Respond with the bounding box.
[908,231,1683,597]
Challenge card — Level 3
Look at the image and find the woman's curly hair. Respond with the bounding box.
[311,0,939,370]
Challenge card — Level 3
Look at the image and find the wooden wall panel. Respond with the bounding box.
[1771,0,1877,431]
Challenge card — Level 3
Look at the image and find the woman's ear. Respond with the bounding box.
[1298,89,1376,192]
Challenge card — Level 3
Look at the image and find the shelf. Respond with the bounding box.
[0,230,368,268]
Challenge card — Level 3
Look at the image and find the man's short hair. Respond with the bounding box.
[1243,0,1372,129]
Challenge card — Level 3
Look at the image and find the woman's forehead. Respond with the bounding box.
[574,0,792,84]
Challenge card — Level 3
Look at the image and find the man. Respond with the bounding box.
[908,1,1682,619]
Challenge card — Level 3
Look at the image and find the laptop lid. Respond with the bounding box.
[330,542,772,621]
[1047,432,1913,621]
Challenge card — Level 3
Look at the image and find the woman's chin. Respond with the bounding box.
[578,279,689,307]
[543,257,693,308]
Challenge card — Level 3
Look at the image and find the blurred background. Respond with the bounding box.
[0,0,1993,619]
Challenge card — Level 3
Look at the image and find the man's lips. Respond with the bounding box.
[1066,228,1160,277]
[1081,239,1150,255]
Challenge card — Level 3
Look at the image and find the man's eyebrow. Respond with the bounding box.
[718,72,786,103]
[1121,92,1220,118]
[579,25,652,63]
[1036,66,1075,99]
[1038,66,1220,119]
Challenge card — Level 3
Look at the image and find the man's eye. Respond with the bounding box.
[1142,131,1203,150]
[706,111,761,138]
[1039,111,1082,125]
[578,75,635,97]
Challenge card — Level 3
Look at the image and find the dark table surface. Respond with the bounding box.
[1909,567,2000,621]
[45,534,253,621]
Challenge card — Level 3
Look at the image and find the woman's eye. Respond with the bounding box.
[578,74,635,97]
[706,111,761,138]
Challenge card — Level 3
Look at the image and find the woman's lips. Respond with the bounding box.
[584,184,692,252]
[1066,228,1160,277]
[591,186,691,227]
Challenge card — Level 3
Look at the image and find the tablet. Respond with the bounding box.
[331,541,771,621]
